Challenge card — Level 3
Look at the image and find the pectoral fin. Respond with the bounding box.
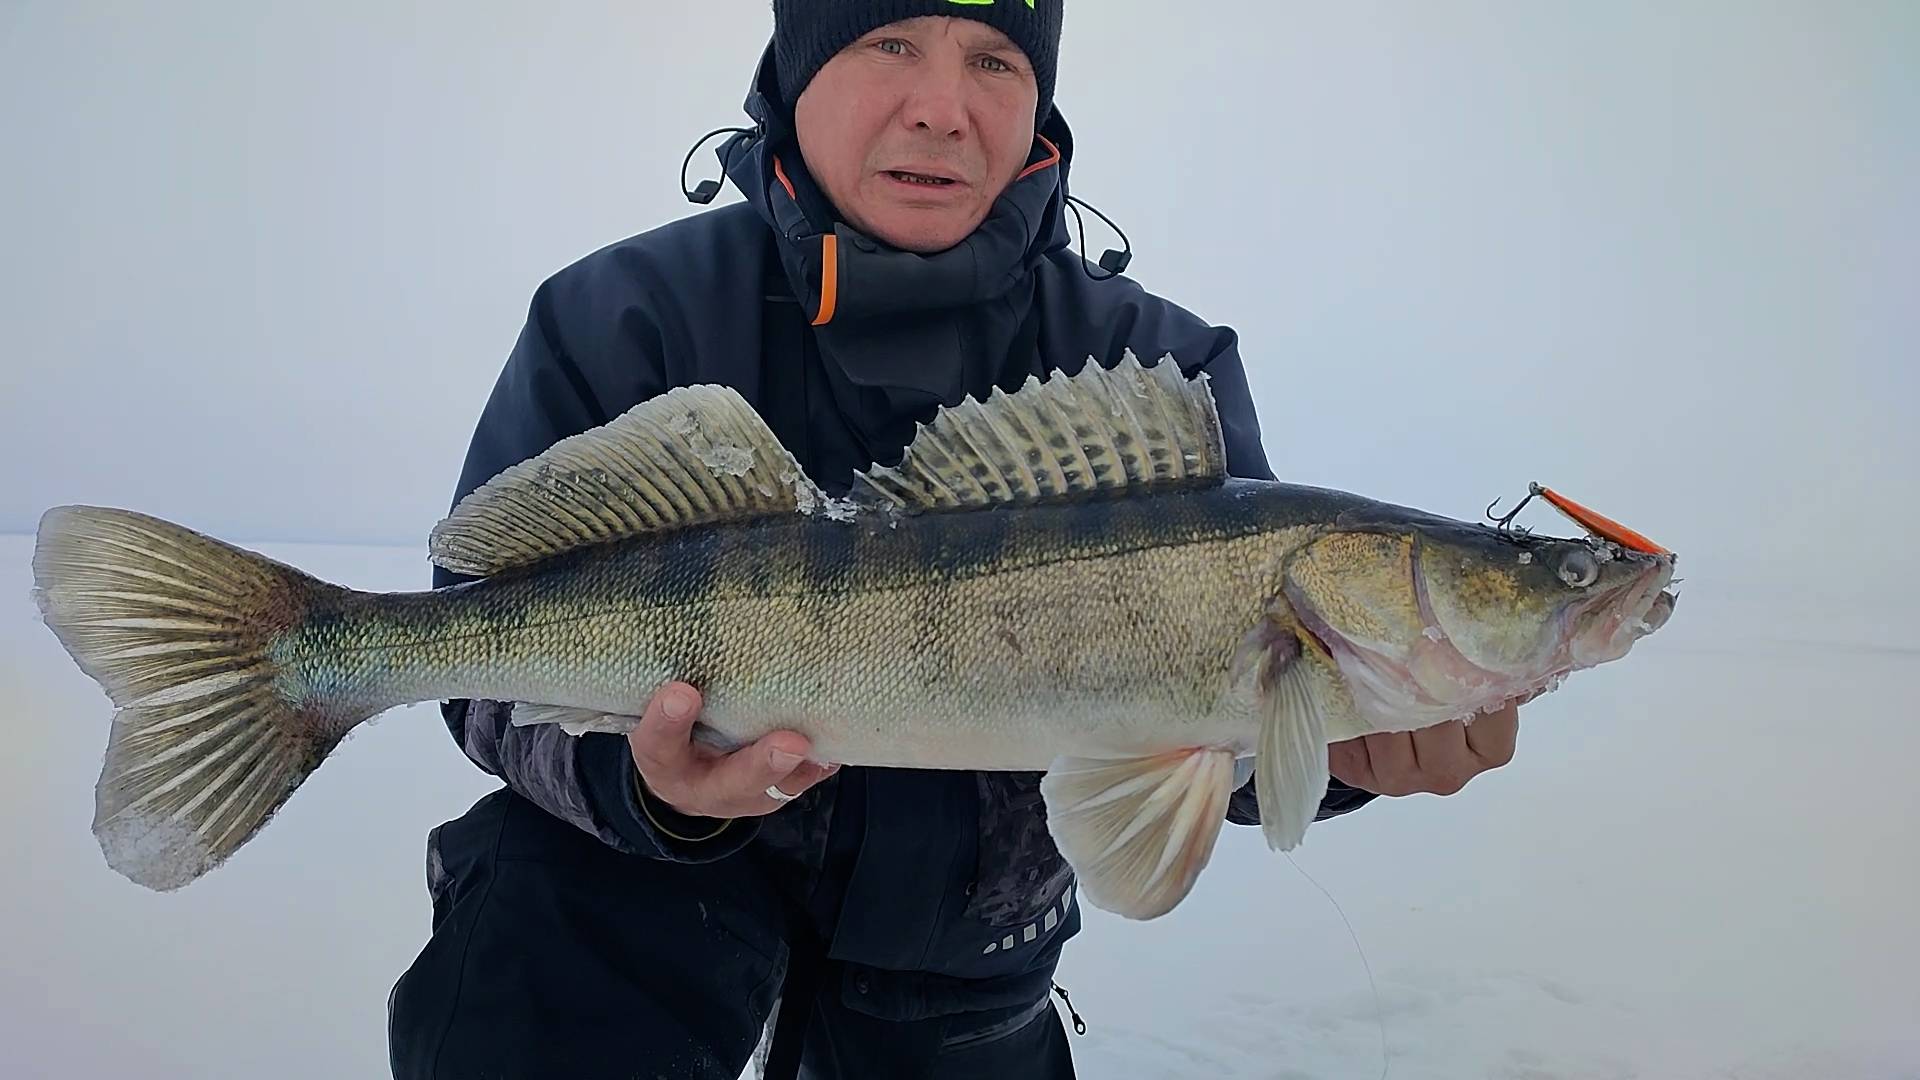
[1234,610,1350,852]
[1040,747,1237,920]
[1256,658,1334,851]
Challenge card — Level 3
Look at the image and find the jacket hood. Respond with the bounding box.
[677,40,1100,473]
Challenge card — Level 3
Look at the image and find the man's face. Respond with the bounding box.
[793,17,1040,254]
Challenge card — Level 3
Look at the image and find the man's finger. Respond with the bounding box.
[702,731,825,815]
[1466,702,1520,768]
[767,759,840,801]
[1410,719,1476,795]
[1361,731,1421,796]
[1327,737,1378,791]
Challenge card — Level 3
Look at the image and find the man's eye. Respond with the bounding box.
[979,55,1012,73]
[874,39,907,55]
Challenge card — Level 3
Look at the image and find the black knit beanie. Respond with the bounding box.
[772,0,1063,123]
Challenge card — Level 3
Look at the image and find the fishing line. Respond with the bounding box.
[1285,851,1390,1080]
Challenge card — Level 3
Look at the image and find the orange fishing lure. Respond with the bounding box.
[1535,483,1671,556]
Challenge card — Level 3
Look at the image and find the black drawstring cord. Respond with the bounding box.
[1064,194,1133,281]
[1051,981,1087,1035]
[681,125,757,204]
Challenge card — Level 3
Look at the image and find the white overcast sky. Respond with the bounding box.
[2,0,1914,605]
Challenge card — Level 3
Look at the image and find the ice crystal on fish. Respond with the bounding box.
[783,470,859,522]
[695,444,755,477]
[785,470,817,514]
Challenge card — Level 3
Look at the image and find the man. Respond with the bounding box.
[387,4,1522,1078]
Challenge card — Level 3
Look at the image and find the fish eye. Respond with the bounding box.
[1557,548,1600,589]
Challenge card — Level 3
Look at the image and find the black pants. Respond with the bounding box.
[387,788,1077,1080]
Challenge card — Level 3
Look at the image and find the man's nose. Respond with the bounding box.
[899,69,969,138]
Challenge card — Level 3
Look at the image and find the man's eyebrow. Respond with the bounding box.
[956,31,1026,60]
[853,24,921,43]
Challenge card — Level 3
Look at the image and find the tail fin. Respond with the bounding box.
[32,505,355,891]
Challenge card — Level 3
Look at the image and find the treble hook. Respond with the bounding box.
[1485,481,1545,535]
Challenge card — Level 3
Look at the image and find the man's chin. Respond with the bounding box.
[854,208,985,255]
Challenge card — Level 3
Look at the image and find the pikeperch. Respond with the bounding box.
[30,353,1676,919]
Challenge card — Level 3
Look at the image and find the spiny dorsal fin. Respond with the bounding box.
[429,385,827,576]
[853,350,1226,513]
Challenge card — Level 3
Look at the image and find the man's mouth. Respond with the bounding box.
[884,169,958,187]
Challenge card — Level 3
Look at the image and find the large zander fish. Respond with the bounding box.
[31,353,1676,919]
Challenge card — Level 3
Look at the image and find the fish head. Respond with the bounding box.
[1279,511,1676,733]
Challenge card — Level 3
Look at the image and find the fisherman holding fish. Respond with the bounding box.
[386,5,1527,1077]
[33,2,1684,1078]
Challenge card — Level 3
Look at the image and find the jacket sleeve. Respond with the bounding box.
[432,281,760,863]
[1185,327,1381,826]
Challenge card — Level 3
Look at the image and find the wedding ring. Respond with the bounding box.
[764,784,798,803]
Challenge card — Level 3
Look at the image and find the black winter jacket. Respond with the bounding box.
[431,46,1376,1017]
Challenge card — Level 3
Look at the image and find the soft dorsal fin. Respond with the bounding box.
[429,384,826,576]
[853,350,1227,513]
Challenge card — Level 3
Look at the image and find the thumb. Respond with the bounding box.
[628,681,701,772]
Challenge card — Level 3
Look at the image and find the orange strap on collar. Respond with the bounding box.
[812,233,838,326]
[1015,134,1063,182]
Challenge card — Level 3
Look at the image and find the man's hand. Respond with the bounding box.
[1328,699,1522,797]
[629,681,838,819]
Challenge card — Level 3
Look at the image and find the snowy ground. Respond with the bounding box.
[2,532,1915,1078]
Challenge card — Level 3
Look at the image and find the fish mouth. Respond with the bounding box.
[1562,554,1676,668]
[1287,548,1677,734]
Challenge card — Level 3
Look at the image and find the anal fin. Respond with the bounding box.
[1040,747,1237,920]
